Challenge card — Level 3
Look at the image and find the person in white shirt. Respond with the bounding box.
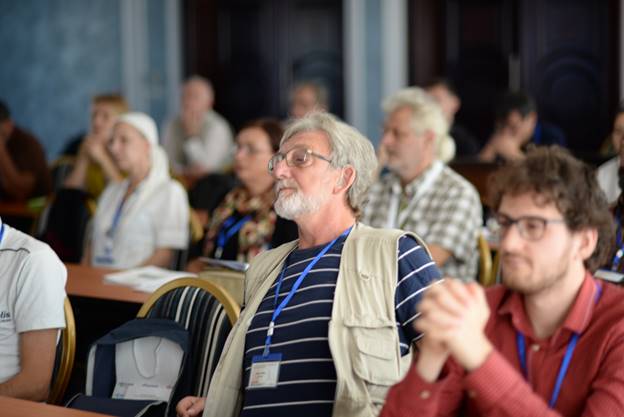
[0,217,66,400]
[83,112,189,269]
[163,76,233,181]
[597,104,624,205]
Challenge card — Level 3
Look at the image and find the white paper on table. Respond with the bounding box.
[104,266,197,293]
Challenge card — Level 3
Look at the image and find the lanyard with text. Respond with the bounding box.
[214,214,252,259]
[611,207,624,270]
[516,280,602,408]
[262,225,352,357]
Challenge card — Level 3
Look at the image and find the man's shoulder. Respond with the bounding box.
[438,164,481,199]
[1,225,63,272]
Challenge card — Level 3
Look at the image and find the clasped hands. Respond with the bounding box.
[414,279,493,381]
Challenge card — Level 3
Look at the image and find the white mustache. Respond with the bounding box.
[275,180,298,193]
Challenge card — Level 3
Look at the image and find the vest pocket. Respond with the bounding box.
[347,323,399,386]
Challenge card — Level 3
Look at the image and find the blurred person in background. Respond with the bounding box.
[185,118,297,272]
[64,93,128,198]
[83,112,189,269]
[0,100,51,202]
[163,76,233,182]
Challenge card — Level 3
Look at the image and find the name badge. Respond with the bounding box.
[248,353,282,389]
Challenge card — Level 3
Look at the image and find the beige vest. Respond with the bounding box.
[202,223,427,417]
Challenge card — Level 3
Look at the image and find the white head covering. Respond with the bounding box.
[115,112,173,220]
[117,112,170,184]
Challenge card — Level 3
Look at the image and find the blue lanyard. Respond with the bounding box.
[611,208,624,270]
[516,281,602,408]
[106,198,127,239]
[215,215,252,259]
[0,222,5,244]
[262,226,352,357]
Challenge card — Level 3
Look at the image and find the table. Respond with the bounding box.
[0,395,112,417]
[65,263,150,304]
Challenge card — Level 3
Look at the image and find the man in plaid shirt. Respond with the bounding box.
[362,87,482,280]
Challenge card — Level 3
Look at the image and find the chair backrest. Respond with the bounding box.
[49,156,76,192]
[48,297,76,405]
[198,268,245,307]
[137,278,239,416]
[477,233,495,286]
[37,188,95,263]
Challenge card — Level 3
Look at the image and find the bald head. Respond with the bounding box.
[182,76,214,114]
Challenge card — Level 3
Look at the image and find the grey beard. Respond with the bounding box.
[274,191,323,220]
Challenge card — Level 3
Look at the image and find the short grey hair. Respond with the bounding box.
[383,87,455,162]
[281,112,378,217]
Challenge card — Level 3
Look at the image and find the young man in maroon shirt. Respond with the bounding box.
[381,146,624,417]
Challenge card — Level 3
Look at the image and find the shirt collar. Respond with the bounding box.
[390,161,439,197]
[498,271,599,339]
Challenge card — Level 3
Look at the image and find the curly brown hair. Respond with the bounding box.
[488,145,614,272]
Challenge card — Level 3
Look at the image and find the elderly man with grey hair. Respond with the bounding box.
[163,75,233,180]
[176,112,441,417]
[362,87,482,280]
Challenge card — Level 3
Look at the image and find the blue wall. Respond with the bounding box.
[0,0,172,160]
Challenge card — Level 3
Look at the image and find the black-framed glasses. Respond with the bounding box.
[268,147,332,173]
[488,213,566,241]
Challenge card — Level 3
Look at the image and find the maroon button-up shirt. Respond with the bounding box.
[381,273,624,417]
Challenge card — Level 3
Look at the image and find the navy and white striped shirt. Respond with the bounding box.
[240,233,441,416]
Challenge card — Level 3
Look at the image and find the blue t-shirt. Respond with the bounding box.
[240,233,441,416]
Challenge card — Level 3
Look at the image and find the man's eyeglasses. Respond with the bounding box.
[268,147,332,173]
[488,213,566,241]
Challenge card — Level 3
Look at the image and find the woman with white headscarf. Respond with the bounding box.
[82,112,189,269]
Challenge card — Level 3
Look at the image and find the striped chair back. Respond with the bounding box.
[137,278,240,416]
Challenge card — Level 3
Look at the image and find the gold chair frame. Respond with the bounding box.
[137,277,240,325]
[48,297,76,405]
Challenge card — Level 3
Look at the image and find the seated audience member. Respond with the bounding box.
[176,112,441,417]
[288,80,329,119]
[0,216,66,400]
[363,87,482,280]
[424,78,480,158]
[381,146,624,417]
[163,76,233,181]
[83,112,189,269]
[479,91,567,162]
[185,118,298,272]
[63,94,128,198]
[597,102,624,205]
[0,100,51,201]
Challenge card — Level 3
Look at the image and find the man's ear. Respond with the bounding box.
[335,165,356,192]
[576,227,598,263]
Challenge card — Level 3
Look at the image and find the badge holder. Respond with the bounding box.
[248,352,282,389]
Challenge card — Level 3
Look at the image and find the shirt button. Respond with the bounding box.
[467,390,477,398]
[420,390,431,399]
[531,344,540,352]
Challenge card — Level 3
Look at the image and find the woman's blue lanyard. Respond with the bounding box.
[214,214,253,259]
[262,226,352,357]
[0,222,5,244]
[106,198,127,239]
[516,281,602,409]
[611,207,624,271]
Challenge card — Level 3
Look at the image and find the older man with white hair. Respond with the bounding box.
[363,87,482,280]
[176,112,441,417]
